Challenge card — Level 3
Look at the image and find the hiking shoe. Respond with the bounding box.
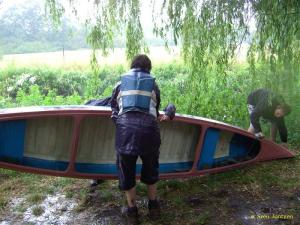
[148,199,161,220]
[121,206,139,225]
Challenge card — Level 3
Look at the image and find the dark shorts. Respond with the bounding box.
[115,112,161,155]
[117,152,159,191]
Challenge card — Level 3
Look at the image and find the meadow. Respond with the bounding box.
[0,48,299,224]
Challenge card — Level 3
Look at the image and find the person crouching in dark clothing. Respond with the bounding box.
[247,88,291,147]
[110,54,175,224]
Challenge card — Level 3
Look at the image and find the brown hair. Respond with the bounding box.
[130,54,152,72]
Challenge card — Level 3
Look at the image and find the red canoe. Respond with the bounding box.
[0,106,295,179]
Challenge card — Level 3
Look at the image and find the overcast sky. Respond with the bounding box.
[0,0,154,27]
[0,0,165,42]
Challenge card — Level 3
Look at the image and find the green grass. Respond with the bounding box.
[192,211,210,225]
[27,194,45,204]
[65,190,74,199]
[101,190,114,202]
[0,196,8,211]
[136,183,147,195]
[32,206,44,216]
[14,202,27,213]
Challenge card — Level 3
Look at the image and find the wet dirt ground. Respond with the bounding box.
[0,183,299,225]
[183,189,299,225]
[228,191,300,225]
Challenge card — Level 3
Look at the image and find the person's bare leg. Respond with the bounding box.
[125,186,136,207]
[270,123,278,142]
[248,123,255,133]
[123,186,138,224]
[147,184,157,201]
[147,183,160,219]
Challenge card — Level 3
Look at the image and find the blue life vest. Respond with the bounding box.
[118,69,157,117]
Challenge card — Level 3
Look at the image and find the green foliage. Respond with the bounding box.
[156,0,249,74]
[0,66,87,98]
[16,85,43,106]
[249,0,300,90]
[41,2,300,148]
[84,64,124,99]
[47,0,300,105]
[125,0,149,60]
[44,1,300,72]
[44,0,65,27]
[152,0,300,122]
[0,63,299,145]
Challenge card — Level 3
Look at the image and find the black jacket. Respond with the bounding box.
[247,89,287,142]
[85,97,111,106]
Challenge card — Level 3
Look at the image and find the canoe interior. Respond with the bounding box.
[0,115,260,175]
[197,128,260,169]
[0,118,73,171]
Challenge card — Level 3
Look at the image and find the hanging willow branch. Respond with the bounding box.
[248,0,300,91]
[45,0,147,61]
[44,0,65,27]
[168,1,249,79]
[45,0,300,90]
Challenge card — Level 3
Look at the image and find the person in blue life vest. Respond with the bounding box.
[247,88,291,147]
[110,54,176,224]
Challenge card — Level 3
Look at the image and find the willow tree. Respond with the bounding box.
[45,0,300,104]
